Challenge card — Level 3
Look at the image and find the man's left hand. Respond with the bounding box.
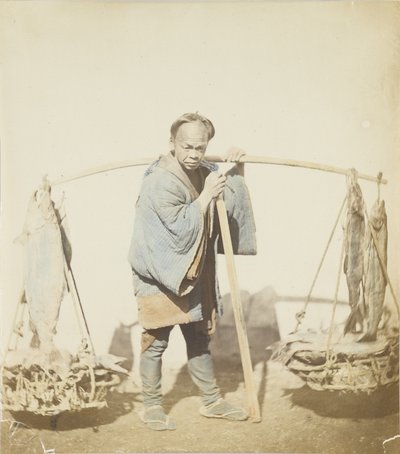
[223,148,246,176]
[223,147,246,163]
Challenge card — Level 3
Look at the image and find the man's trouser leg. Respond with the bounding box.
[180,323,221,406]
[140,326,172,408]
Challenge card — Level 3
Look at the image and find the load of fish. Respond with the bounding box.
[343,169,365,335]
[269,169,397,392]
[2,180,127,415]
[15,179,67,356]
[343,170,389,342]
[359,199,388,342]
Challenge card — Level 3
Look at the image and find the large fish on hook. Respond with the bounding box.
[343,169,365,335]
[358,199,388,342]
[16,179,68,353]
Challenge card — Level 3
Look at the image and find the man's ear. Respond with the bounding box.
[169,137,175,154]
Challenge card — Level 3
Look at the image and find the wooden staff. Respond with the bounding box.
[51,155,387,185]
[216,196,261,422]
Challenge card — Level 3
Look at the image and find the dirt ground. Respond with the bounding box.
[1,325,399,454]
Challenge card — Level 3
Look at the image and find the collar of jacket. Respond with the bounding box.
[157,152,213,199]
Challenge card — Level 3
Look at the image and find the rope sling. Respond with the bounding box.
[1,195,121,416]
[280,171,399,392]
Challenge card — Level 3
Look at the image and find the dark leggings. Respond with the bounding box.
[140,323,221,407]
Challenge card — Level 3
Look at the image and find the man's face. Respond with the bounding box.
[172,121,209,172]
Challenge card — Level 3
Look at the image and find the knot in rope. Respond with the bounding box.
[325,351,337,368]
[295,310,306,324]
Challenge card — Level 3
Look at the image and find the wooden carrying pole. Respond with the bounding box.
[216,196,261,422]
[51,155,387,186]
[208,155,388,184]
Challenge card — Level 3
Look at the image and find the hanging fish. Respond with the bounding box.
[358,199,388,342]
[15,179,67,353]
[343,169,365,335]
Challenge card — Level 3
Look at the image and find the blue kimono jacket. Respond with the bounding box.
[128,152,256,331]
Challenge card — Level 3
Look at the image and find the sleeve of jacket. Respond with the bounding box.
[128,169,207,296]
[217,165,257,255]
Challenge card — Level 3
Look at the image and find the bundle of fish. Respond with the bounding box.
[14,179,68,354]
[269,170,398,392]
[2,180,127,415]
[270,330,399,392]
[343,170,390,342]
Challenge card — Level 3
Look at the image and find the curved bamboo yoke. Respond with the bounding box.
[5,154,396,418]
[47,154,395,419]
[51,154,388,186]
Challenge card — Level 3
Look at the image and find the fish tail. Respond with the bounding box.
[344,307,362,334]
[357,331,377,343]
[30,333,40,349]
[368,298,383,338]
[344,287,364,335]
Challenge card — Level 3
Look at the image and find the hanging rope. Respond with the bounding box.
[294,194,347,332]
[63,255,96,358]
[2,290,28,364]
[325,231,346,358]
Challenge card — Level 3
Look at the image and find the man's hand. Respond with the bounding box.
[223,147,246,162]
[224,147,246,176]
[198,172,226,212]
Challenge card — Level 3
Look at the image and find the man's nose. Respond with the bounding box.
[188,149,201,159]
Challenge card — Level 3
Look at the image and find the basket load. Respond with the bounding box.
[2,344,126,416]
[1,180,127,415]
[271,169,399,392]
[271,330,399,392]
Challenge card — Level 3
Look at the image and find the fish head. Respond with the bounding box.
[14,191,46,244]
[369,200,387,231]
[18,181,57,238]
[347,183,364,215]
[346,169,364,215]
[36,179,56,218]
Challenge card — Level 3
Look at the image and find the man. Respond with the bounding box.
[128,113,256,430]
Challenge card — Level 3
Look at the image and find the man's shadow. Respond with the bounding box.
[210,287,280,413]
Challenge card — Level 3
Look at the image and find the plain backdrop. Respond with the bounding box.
[1,1,399,359]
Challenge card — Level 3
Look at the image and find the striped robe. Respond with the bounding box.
[128,152,256,331]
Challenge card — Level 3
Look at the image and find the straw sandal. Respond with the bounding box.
[142,405,177,431]
[199,398,248,421]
